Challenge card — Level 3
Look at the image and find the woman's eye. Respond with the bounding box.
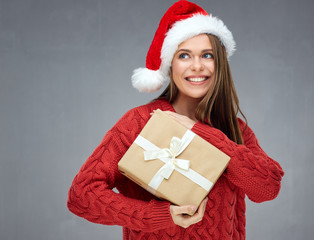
[203,53,213,59]
[179,53,189,59]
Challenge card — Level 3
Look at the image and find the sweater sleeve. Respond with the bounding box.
[191,120,284,203]
[67,109,174,232]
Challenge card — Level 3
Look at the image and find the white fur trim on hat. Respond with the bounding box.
[160,14,236,76]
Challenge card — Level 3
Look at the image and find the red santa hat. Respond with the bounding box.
[132,0,236,93]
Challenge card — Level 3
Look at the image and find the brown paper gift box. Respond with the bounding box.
[118,109,230,207]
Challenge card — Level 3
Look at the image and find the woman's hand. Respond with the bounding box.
[169,197,208,228]
[160,111,196,130]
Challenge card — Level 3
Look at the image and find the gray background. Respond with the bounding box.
[1,0,313,239]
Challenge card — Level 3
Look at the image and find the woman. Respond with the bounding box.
[67,1,284,239]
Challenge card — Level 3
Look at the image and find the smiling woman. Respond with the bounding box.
[159,33,244,144]
[67,1,284,239]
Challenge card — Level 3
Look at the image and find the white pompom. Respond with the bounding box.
[131,68,166,93]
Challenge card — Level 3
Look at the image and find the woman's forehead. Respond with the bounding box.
[177,34,212,51]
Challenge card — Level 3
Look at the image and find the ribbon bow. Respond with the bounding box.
[134,130,212,194]
[144,136,191,179]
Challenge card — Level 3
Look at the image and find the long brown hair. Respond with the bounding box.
[157,34,247,144]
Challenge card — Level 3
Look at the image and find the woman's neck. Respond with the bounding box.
[172,95,200,121]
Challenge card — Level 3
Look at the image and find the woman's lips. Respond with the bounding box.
[184,76,210,85]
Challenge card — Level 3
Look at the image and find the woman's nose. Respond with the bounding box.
[190,57,204,71]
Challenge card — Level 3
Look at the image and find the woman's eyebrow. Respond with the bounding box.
[176,48,213,53]
[202,49,213,52]
[176,49,192,53]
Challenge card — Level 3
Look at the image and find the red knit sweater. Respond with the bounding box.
[67,99,284,240]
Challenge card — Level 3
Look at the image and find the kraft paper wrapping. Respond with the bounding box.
[118,109,230,207]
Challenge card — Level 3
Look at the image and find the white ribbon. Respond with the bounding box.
[134,130,213,195]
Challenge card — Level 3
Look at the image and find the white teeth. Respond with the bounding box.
[187,77,207,82]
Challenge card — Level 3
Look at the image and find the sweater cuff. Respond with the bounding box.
[191,121,209,136]
[149,200,175,231]
[191,121,239,156]
[191,121,212,139]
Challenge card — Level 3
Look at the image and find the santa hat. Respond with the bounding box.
[132,0,236,93]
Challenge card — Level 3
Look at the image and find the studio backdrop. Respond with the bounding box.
[1,0,313,239]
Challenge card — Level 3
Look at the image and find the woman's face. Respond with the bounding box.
[171,34,215,102]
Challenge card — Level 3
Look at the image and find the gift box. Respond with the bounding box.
[118,109,230,207]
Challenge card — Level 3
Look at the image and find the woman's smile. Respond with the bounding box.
[185,75,210,84]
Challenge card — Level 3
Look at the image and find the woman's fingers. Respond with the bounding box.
[170,197,208,228]
[161,111,196,129]
[188,198,208,225]
[171,205,197,215]
[170,205,196,228]
[163,111,181,120]
[191,197,208,222]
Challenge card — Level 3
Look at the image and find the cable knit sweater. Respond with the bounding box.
[67,99,284,240]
